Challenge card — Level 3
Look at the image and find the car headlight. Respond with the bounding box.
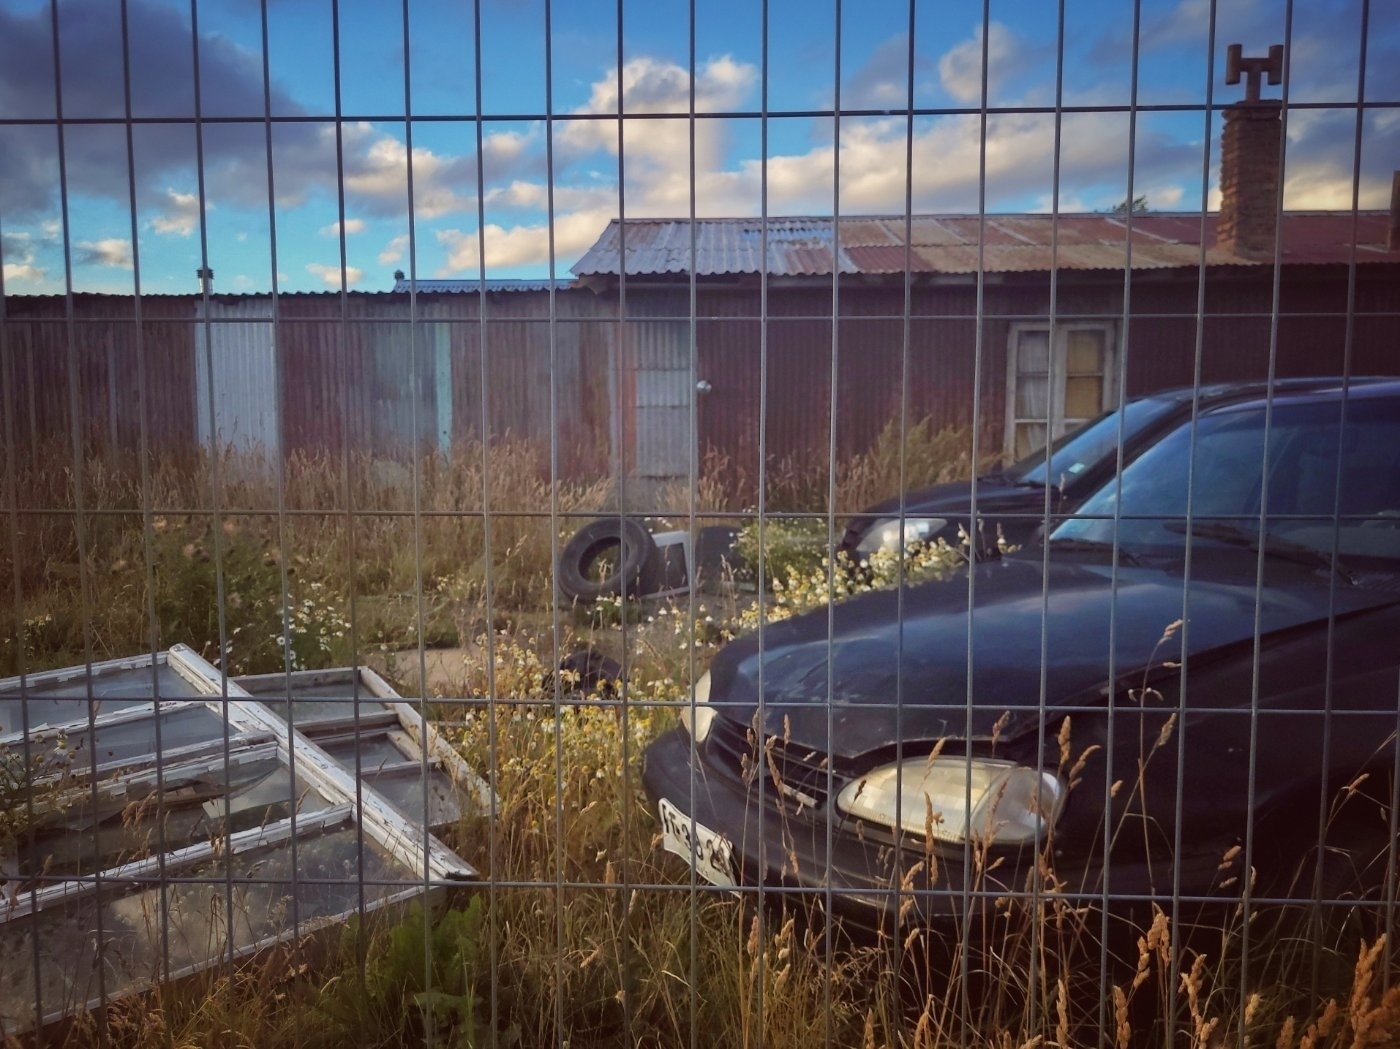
[835,756,1063,846]
[680,670,714,743]
[855,517,948,557]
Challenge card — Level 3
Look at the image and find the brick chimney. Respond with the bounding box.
[1217,44,1284,260]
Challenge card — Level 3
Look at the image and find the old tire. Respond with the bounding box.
[558,517,656,602]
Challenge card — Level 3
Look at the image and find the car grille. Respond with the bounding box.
[705,714,854,810]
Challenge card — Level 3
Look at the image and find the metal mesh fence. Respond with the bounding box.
[2,0,1399,1045]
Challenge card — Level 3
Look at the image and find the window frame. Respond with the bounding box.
[1004,321,1119,462]
[0,645,488,1032]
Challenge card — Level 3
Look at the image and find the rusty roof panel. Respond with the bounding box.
[843,245,921,272]
[839,219,903,247]
[911,217,974,247]
[573,213,1398,279]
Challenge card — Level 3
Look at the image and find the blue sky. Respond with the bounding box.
[0,0,1396,294]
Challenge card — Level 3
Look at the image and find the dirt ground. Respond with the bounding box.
[389,646,477,697]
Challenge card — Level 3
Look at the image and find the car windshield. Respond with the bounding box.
[1007,396,1181,488]
[1051,394,1400,567]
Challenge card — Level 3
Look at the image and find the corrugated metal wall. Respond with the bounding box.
[276,296,441,460]
[0,291,620,484]
[0,296,197,464]
[627,320,692,480]
[4,272,1396,494]
[429,291,614,482]
[685,267,1400,498]
[196,298,279,453]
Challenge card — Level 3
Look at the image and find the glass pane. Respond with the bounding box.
[364,767,464,828]
[17,739,340,878]
[1017,331,1050,373]
[322,735,408,770]
[78,708,227,767]
[1066,330,1105,373]
[1016,375,1050,418]
[1065,376,1104,420]
[0,824,404,1031]
[2,663,203,733]
[1016,423,1048,459]
[319,734,464,830]
[236,671,394,733]
[259,697,394,730]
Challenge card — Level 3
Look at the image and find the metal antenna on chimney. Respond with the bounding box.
[1225,43,1284,103]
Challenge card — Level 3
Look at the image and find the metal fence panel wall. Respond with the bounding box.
[2,2,1400,1048]
[2,296,198,461]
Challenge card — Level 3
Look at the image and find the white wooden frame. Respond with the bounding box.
[1003,320,1119,462]
[0,646,490,1032]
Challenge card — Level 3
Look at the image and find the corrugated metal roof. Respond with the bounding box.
[390,278,576,293]
[571,212,1400,278]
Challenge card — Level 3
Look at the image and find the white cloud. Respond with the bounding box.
[75,238,134,269]
[843,35,937,109]
[436,208,613,274]
[2,232,45,284]
[306,262,364,288]
[2,262,44,283]
[938,23,1021,105]
[150,188,204,236]
[339,122,479,220]
[3,0,1388,287]
[320,217,366,237]
[559,55,756,172]
[378,233,410,264]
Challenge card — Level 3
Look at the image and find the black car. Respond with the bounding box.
[646,379,1400,957]
[838,377,1385,560]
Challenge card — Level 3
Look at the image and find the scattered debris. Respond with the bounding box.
[0,646,491,1034]
[557,518,743,602]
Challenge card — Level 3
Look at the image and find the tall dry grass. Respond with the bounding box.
[6,434,1398,1048]
[51,678,1399,1049]
[691,417,985,516]
[0,439,615,677]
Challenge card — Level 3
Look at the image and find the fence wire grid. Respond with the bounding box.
[2,0,1400,1046]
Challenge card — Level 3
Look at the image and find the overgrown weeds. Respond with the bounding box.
[0,440,614,676]
[5,439,1398,1048]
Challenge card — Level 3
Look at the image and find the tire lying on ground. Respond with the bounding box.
[557,517,658,602]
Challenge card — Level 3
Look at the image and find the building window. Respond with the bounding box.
[1005,324,1116,460]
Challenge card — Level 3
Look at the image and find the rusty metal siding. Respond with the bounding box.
[695,288,999,497]
[1124,270,1400,396]
[574,214,1400,278]
[441,289,615,482]
[274,296,441,459]
[4,273,1392,500]
[0,296,196,463]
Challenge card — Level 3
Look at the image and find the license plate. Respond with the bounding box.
[658,797,738,888]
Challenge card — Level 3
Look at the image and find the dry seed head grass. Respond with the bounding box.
[10,445,1400,1049]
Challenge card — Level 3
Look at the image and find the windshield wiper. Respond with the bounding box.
[1162,521,1357,585]
[1046,536,1141,566]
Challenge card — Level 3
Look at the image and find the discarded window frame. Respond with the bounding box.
[0,645,490,1034]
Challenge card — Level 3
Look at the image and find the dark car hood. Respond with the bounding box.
[851,476,1049,522]
[707,556,1400,759]
[839,476,1062,553]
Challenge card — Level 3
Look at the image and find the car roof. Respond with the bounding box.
[1141,375,1393,410]
[1191,376,1400,416]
